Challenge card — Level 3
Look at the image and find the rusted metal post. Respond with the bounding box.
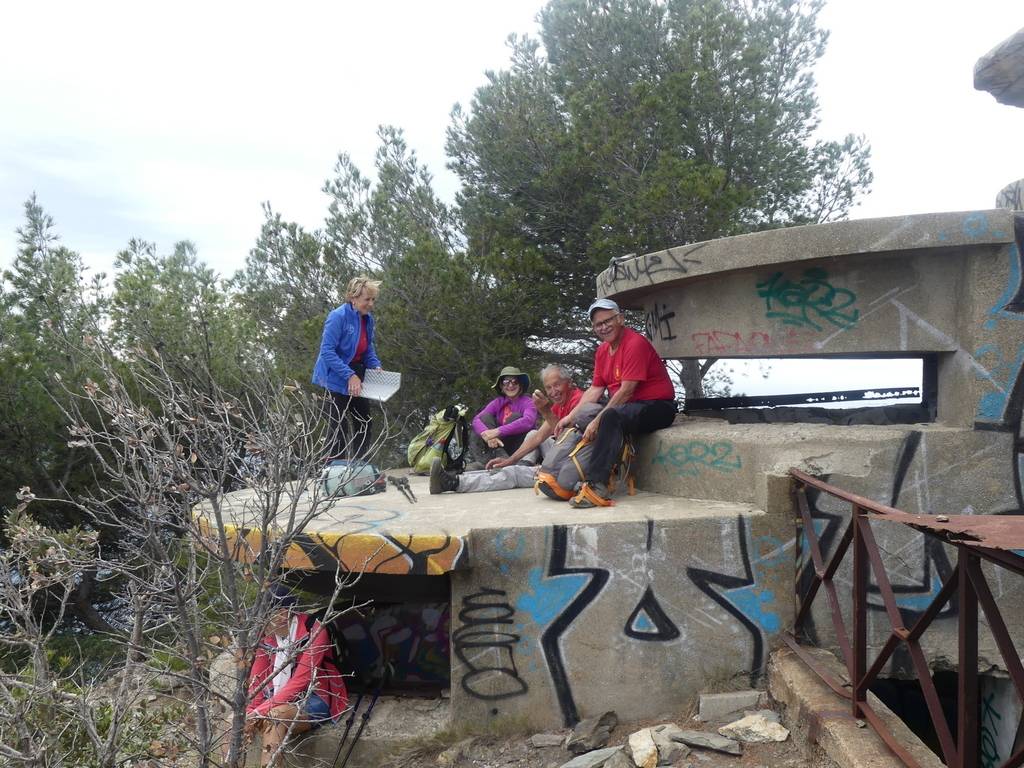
[958,546,978,768]
[852,504,868,718]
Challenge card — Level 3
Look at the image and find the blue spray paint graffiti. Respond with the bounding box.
[974,236,1024,423]
[688,518,788,682]
[516,566,589,626]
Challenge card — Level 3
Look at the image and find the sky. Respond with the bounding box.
[1,1,1021,395]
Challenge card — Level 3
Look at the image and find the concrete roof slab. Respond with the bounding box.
[596,209,1016,306]
[195,474,763,575]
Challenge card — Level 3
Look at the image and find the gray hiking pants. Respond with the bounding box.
[518,430,556,465]
[457,464,538,493]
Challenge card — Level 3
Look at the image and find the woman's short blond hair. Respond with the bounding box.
[346,275,382,301]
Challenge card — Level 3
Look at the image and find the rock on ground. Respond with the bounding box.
[649,724,690,765]
[566,711,619,754]
[559,746,626,768]
[696,691,763,722]
[529,733,565,748]
[628,728,658,768]
[437,737,476,766]
[669,730,742,756]
[718,713,790,743]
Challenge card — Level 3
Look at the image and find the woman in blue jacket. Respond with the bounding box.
[312,276,382,460]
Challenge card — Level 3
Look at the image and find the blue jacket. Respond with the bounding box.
[311,303,381,395]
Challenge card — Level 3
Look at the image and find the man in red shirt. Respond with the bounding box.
[555,298,677,507]
[430,365,583,494]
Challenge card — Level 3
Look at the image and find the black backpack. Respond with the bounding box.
[303,612,375,689]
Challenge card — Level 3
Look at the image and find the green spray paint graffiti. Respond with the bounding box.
[981,690,1002,768]
[756,267,860,331]
[651,440,742,477]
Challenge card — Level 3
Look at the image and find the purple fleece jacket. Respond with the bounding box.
[472,395,538,438]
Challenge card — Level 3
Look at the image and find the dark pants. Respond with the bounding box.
[467,412,527,465]
[587,400,677,484]
[328,364,373,460]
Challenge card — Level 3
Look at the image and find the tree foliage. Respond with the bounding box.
[0,195,107,527]
[235,128,536,445]
[1,1,875,757]
[110,239,257,398]
[447,0,872,349]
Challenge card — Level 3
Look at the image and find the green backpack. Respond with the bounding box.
[407,404,469,474]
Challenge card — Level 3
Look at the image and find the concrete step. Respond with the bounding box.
[282,695,450,767]
[634,419,1010,516]
[769,646,944,768]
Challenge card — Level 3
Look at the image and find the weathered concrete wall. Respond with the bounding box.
[599,209,1023,432]
[593,208,1024,688]
[450,508,791,730]
[635,419,1023,674]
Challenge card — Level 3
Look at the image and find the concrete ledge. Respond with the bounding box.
[769,647,944,768]
[596,208,1016,303]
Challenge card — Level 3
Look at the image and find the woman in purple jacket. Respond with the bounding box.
[311,276,382,460]
[466,366,538,469]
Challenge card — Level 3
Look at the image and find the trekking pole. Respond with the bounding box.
[338,662,392,768]
[329,690,364,767]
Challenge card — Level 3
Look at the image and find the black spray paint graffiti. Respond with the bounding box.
[624,587,680,641]
[644,302,677,341]
[687,516,774,685]
[756,267,860,332]
[796,432,958,656]
[598,244,706,294]
[289,530,465,575]
[540,525,610,726]
[452,587,528,701]
[625,519,681,641]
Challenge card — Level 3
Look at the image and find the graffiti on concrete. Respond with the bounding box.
[975,232,1024,428]
[537,525,610,726]
[214,526,467,575]
[338,602,450,685]
[624,519,681,642]
[756,267,860,332]
[978,676,1023,768]
[452,587,528,701]
[796,434,959,651]
[644,302,677,342]
[981,690,1004,768]
[690,328,816,356]
[651,439,742,477]
[688,516,785,684]
[598,244,706,293]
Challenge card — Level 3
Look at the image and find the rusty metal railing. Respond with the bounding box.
[787,468,1024,768]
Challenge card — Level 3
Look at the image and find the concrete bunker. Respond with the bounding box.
[205,208,1024,748]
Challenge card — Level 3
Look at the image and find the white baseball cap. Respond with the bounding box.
[587,298,621,318]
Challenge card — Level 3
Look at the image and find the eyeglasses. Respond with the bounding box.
[501,378,520,387]
[591,313,620,330]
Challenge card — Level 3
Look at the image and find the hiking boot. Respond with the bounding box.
[429,457,460,494]
[569,481,614,508]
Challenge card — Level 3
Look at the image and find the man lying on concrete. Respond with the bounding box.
[429,364,583,494]
[556,298,677,508]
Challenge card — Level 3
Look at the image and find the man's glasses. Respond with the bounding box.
[591,313,620,330]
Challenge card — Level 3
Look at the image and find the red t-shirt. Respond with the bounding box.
[552,386,584,420]
[353,316,368,363]
[593,327,675,401]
